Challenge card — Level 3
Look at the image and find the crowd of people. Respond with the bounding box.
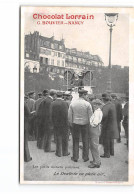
[24,88,129,169]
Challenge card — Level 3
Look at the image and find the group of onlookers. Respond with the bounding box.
[24,88,129,169]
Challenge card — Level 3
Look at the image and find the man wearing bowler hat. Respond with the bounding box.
[68,89,93,162]
[100,93,119,158]
[51,91,69,157]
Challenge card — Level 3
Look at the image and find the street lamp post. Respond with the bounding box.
[33,66,37,91]
[105,13,118,93]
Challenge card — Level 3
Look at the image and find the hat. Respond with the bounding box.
[68,88,72,92]
[24,95,28,99]
[78,89,88,95]
[56,91,63,97]
[38,92,42,97]
[64,91,71,96]
[92,99,104,105]
[49,89,57,96]
[111,93,117,98]
[42,89,49,95]
[102,93,110,100]
[28,91,35,96]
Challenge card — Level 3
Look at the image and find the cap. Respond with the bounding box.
[64,91,71,96]
[56,91,63,97]
[42,89,49,95]
[102,93,110,100]
[78,89,88,95]
[24,94,28,99]
[92,99,104,105]
[38,92,42,96]
[28,91,35,96]
[111,93,117,98]
[49,89,57,96]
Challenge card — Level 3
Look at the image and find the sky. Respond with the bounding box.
[23,7,129,67]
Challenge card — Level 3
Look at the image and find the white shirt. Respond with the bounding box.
[90,108,103,127]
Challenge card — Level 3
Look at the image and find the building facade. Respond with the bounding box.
[24,31,103,75]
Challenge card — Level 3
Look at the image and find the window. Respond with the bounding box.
[54,52,57,56]
[52,51,55,57]
[48,58,50,65]
[73,57,77,62]
[62,60,64,67]
[57,69,60,73]
[45,49,51,55]
[43,41,50,47]
[51,43,54,49]
[69,56,72,61]
[54,43,58,49]
[58,52,61,57]
[57,60,60,66]
[51,59,54,65]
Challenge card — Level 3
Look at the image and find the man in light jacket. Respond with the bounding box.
[68,89,93,162]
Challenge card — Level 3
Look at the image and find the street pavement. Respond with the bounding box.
[24,129,128,182]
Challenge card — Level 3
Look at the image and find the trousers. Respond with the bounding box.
[103,138,114,157]
[72,123,89,161]
[24,128,31,162]
[54,127,68,156]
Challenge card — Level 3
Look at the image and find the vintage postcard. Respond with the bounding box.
[20,7,134,184]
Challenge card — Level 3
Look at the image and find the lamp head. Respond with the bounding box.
[105,13,118,27]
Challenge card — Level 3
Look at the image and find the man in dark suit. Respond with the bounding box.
[111,93,123,143]
[36,90,49,149]
[100,93,119,158]
[43,89,57,152]
[24,102,32,162]
[51,91,69,157]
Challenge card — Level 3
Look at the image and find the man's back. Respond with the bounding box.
[101,102,119,139]
[68,97,93,125]
[51,99,68,127]
[35,98,43,112]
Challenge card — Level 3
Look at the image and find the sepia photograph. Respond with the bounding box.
[20,6,133,184]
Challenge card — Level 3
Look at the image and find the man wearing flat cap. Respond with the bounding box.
[111,93,123,143]
[100,93,119,158]
[68,89,93,162]
[51,91,69,157]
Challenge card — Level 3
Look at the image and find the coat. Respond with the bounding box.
[112,99,123,123]
[27,98,35,112]
[51,98,68,130]
[100,101,119,140]
[36,96,53,134]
